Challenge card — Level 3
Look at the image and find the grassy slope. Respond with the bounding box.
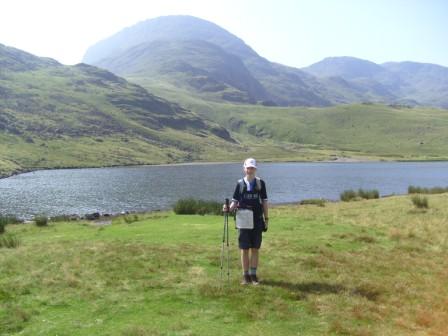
[0,62,348,178]
[1,195,448,335]
[130,78,448,161]
[0,61,239,178]
[214,103,448,160]
[2,62,448,179]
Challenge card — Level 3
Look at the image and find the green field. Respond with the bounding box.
[131,78,448,161]
[5,100,448,179]
[1,194,447,335]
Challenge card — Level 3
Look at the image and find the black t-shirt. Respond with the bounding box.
[232,178,268,223]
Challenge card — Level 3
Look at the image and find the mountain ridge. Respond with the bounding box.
[304,56,448,108]
[82,16,448,108]
[83,15,334,106]
[94,39,268,103]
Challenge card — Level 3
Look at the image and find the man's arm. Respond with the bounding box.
[261,180,268,227]
[263,200,268,221]
[223,183,240,212]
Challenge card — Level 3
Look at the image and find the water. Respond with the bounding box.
[1,162,448,218]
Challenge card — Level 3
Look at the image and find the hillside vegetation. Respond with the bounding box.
[0,43,236,178]
[1,194,448,335]
[209,103,448,160]
[2,36,448,179]
[125,78,448,161]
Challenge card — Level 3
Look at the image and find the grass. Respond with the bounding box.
[2,44,448,179]
[34,215,49,227]
[132,80,448,161]
[2,98,448,179]
[411,195,429,209]
[173,198,222,215]
[0,59,242,178]
[299,198,327,207]
[1,194,448,335]
[408,185,448,194]
[0,216,21,234]
[340,189,380,202]
[0,233,21,248]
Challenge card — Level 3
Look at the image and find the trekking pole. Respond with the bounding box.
[225,198,230,283]
[220,198,230,281]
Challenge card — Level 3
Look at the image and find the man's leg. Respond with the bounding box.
[241,249,250,272]
[249,248,260,284]
[241,249,251,284]
[250,248,259,268]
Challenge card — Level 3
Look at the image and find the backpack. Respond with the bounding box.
[238,177,262,205]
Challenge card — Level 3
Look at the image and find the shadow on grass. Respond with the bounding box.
[262,280,380,301]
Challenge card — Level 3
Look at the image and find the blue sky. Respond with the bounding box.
[0,0,446,68]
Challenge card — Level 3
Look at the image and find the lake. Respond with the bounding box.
[1,161,448,218]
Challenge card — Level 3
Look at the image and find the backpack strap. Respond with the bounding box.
[255,177,262,205]
[239,177,263,205]
[255,177,261,192]
[238,178,245,196]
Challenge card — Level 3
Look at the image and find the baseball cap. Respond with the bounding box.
[243,158,257,168]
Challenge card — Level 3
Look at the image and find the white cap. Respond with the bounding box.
[243,158,257,168]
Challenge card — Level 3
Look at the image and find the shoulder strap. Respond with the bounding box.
[239,178,262,203]
[255,177,263,205]
[238,178,245,195]
[255,177,262,192]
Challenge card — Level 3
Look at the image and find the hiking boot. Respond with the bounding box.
[250,274,259,285]
[241,274,251,285]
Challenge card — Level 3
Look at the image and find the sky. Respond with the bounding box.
[0,0,447,68]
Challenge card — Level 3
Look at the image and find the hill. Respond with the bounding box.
[2,43,448,179]
[2,194,448,334]
[0,43,235,178]
[200,102,448,161]
[83,15,448,108]
[94,39,268,104]
[303,56,387,80]
[382,61,448,107]
[117,79,448,162]
[83,15,334,107]
[304,57,448,108]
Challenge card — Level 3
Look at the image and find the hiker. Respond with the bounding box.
[223,158,269,285]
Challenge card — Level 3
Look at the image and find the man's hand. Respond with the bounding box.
[222,203,229,213]
[223,201,236,213]
[263,218,269,232]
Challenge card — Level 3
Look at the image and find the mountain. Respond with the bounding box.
[83,16,448,108]
[2,43,448,178]
[382,61,448,108]
[83,15,332,106]
[303,57,448,108]
[303,56,387,79]
[0,43,235,177]
[94,39,268,103]
[83,15,259,64]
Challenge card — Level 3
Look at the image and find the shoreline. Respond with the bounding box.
[2,156,448,180]
[4,194,390,222]
[4,193,417,222]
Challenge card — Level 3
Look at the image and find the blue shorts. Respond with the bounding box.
[239,227,263,249]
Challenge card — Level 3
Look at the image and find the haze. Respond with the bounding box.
[0,0,447,68]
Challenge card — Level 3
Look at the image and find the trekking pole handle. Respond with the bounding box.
[224,198,230,213]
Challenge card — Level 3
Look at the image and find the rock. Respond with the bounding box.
[85,212,100,220]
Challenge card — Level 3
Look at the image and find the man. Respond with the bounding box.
[224,158,269,285]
